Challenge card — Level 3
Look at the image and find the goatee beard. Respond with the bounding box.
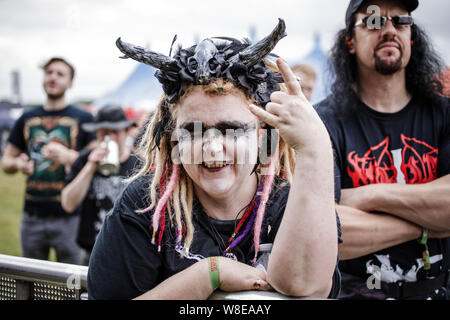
[47,92,65,100]
[373,39,403,75]
[374,55,403,75]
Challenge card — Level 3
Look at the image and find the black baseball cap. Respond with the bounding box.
[345,0,419,28]
[82,105,136,132]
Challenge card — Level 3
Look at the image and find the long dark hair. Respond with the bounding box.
[328,22,447,112]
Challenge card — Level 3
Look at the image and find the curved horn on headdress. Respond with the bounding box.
[231,18,287,67]
[116,37,175,70]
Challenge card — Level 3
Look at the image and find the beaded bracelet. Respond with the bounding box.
[208,257,220,291]
[418,228,428,245]
[418,228,431,270]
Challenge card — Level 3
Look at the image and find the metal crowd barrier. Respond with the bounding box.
[0,254,88,300]
[0,253,303,300]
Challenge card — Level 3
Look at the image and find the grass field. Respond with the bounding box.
[0,168,58,261]
[0,168,26,257]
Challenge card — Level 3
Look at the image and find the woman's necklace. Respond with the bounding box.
[223,181,263,258]
[207,218,237,260]
[204,176,263,261]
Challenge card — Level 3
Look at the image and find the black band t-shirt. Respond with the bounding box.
[87,175,342,300]
[316,94,450,299]
[65,149,140,252]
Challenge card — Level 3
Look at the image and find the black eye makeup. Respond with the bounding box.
[176,121,257,142]
[179,121,256,133]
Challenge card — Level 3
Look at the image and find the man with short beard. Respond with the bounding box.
[2,57,95,264]
[316,0,450,299]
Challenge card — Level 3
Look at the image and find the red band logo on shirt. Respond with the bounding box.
[347,135,438,187]
[400,135,438,184]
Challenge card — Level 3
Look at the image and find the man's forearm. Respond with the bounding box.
[370,175,450,231]
[61,162,96,213]
[337,205,422,260]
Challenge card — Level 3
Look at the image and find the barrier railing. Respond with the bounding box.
[0,254,88,300]
[0,253,302,300]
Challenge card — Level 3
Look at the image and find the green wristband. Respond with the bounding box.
[418,228,428,245]
[208,257,220,291]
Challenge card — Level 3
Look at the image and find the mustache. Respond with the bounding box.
[375,39,402,53]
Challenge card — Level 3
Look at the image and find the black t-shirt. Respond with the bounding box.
[87,175,342,300]
[7,105,95,217]
[316,94,450,299]
[66,149,140,252]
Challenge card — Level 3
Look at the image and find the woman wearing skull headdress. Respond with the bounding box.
[87,19,341,299]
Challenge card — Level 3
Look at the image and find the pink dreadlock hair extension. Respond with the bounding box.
[252,154,278,263]
[156,172,168,252]
[172,174,184,249]
[147,163,180,245]
[157,201,168,252]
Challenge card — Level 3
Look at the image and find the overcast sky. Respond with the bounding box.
[0,0,449,105]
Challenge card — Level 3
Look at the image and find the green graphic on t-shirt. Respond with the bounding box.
[25,116,78,201]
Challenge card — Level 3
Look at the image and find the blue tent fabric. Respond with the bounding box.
[0,101,23,154]
[0,101,22,130]
[0,109,14,130]
[95,62,162,109]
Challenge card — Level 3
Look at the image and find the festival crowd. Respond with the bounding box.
[1,0,449,300]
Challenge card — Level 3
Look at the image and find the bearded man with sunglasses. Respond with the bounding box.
[316,0,450,300]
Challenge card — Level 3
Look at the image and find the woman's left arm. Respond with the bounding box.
[248,59,337,298]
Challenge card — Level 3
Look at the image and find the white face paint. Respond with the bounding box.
[174,88,260,199]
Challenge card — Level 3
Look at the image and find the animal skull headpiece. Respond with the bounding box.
[116,19,287,106]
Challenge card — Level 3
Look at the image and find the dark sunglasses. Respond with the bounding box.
[355,15,414,29]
